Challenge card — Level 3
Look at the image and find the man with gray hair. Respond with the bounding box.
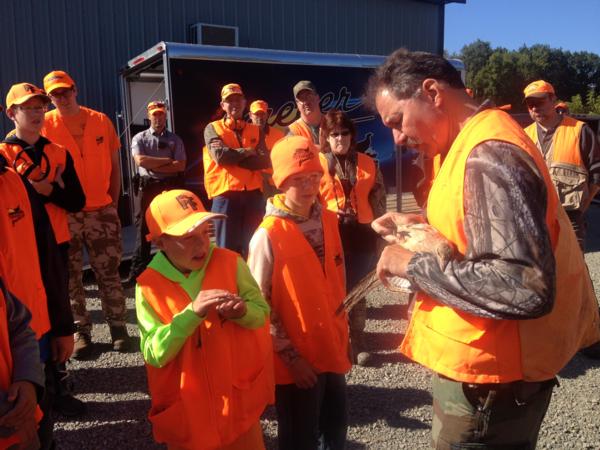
[366,48,600,449]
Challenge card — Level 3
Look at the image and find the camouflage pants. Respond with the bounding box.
[431,373,556,449]
[68,205,126,334]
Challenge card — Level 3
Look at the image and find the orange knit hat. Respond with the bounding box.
[270,135,323,188]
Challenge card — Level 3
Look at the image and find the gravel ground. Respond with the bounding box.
[54,206,600,449]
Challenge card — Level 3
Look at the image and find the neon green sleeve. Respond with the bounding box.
[229,257,271,329]
[135,284,203,368]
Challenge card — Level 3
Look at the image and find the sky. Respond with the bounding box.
[445,0,600,56]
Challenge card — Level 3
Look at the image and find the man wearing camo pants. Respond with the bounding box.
[42,70,129,359]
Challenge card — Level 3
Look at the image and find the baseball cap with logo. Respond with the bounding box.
[270,135,323,188]
[43,70,76,95]
[250,100,268,114]
[5,83,50,110]
[221,83,244,101]
[147,101,167,115]
[523,80,555,99]
[145,189,226,241]
[293,80,318,99]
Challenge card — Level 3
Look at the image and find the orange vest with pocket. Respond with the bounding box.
[0,168,50,338]
[260,209,351,384]
[0,141,70,244]
[137,248,273,450]
[525,116,588,211]
[202,119,263,199]
[319,152,377,223]
[0,277,43,449]
[401,108,600,384]
[43,107,116,211]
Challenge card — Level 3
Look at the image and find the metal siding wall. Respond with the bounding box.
[0,0,442,136]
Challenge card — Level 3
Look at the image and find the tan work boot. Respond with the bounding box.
[110,326,131,352]
[71,330,93,360]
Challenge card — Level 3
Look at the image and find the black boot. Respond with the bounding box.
[51,362,86,418]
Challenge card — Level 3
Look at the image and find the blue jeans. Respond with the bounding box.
[211,189,265,258]
[275,373,348,450]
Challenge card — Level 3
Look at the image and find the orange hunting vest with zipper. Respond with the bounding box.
[0,141,70,244]
[0,168,50,338]
[525,116,588,211]
[260,209,351,385]
[202,120,263,199]
[401,108,600,384]
[319,152,377,223]
[43,107,116,211]
[137,248,273,450]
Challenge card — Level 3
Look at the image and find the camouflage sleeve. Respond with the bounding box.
[203,123,250,165]
[407,141,556,319]
[580,124,600,186]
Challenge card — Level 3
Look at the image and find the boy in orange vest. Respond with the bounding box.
[136,189,273,450]
[248,135,351,450]
[2,82,86,419]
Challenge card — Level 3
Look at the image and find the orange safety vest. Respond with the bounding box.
[264,126,286,151]
[413,153,442,207]
[288,118,319,145]
[202,119,263,199]
[401,108,600,384]
[43,107,116,211]
[319,152,377,223]
[0,168,50,338]
[525,116,588,211]
[0,279,42,448]
[0,141,70,244]
[137,248,273,450]
[260,209,351,384]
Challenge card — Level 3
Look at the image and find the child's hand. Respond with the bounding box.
[216,296,247,320]
[0,381,37,430]
[289,357,318,389]
[192,289,232,317]
[29,178,54,196]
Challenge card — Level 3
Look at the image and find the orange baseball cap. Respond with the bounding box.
[146,190,226,241]
[43,70,75,94]
[221,83,244,100]
[523,80,555,99]
[250,100,268,114]
[5,83,50,110]
[270,136,323,188]
[147,101,167,115]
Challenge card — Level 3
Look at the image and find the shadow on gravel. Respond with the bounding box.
[558,354,600,379]
[69,366,149,394]
[367,303,408,321]
[366,331,405,351]
[58,398,152,422]
[347,384,431,430]
[367,351,412,367]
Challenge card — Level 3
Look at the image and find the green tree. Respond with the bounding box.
[457,40,493,89]
[568,94,586,114]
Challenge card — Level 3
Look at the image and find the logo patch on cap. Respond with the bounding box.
[176,194,199,211]
[293,147,315,167]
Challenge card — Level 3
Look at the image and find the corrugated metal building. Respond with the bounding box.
[0,0,463,136]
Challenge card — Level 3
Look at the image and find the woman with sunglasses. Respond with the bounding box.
[319,109,386,366]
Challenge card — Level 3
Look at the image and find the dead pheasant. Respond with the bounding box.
[337,222,454,315]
